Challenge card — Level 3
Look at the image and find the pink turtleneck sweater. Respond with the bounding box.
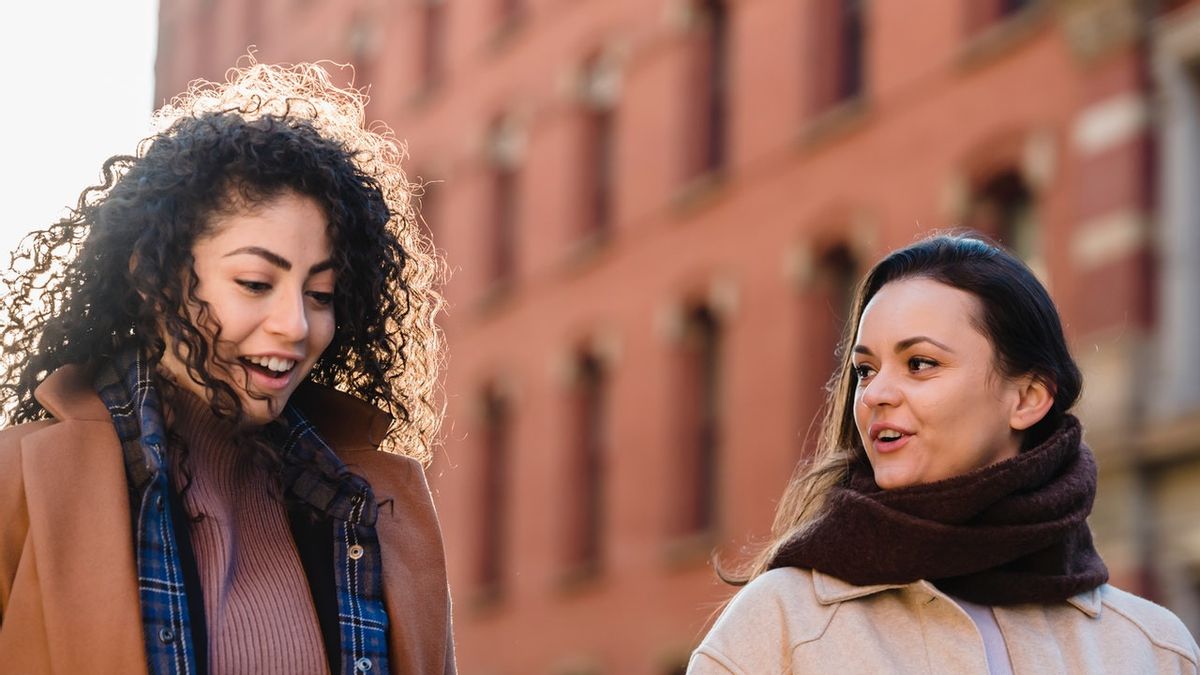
[169,392,329,675]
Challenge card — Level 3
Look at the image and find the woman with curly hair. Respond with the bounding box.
[0,62,454,675]
[690,234,1199,673]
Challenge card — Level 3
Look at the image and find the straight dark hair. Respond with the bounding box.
[724,232,1082,585]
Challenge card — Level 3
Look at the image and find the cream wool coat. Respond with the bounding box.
[689,567,1199,674]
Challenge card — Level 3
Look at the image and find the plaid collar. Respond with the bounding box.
[95,349,391,675]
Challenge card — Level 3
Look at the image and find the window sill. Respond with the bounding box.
[663,529,718,570]
[798,95,870,154]
[956,2,1051,73]
[475,278,515,316]
[555,559,604,596]
[1140,409,1200,466]
[671,169,727,218]
[560,226,613,274]
[487,13,528,54]
[406,79,445,111]
[468,583,506,616]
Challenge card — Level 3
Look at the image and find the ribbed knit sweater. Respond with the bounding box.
[169,392,329,675]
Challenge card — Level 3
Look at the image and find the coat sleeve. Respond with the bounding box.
[0,422,49,624]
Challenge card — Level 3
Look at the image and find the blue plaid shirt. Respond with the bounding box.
[95,350,390,675]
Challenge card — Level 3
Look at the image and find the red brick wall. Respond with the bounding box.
[156,0,1176,670]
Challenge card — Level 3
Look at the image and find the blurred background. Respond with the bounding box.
[10,0,1200,672]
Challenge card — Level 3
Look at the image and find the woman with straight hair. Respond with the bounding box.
[0,62,455,674]
[690,234,1198,673]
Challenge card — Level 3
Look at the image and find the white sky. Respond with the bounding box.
[0,1,159,259]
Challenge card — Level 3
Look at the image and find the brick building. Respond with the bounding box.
[156,0,1200,671]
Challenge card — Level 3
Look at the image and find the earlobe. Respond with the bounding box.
[1010,376,1054,431]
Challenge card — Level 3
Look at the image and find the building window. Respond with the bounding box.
[497,0,523,30]
[196,0,218,81]
[965,0,1034,34]
[420,0,446,89]
[815,244,859,366]
[565,352,607,573]
[244,0,263,51]
[684,0,728,180]
[1153,30,1200,415]
[584,107,615,236]
[418,178,440,244]
[349,15,375,95]
[492,167,517,284]
[580,53,619,238]
[674,305,721,536]
[965,170,1039,264]
[809,0,866,115]
[486,117,522,288]
[478,384,511,598]
[797,243,859,453]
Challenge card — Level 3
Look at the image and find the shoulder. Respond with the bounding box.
[342,449,427,492]
[1098,585,1200,663]
[0,420,58,481]
[691,568,836,674]
[722,568,823,614]
[342,449,442,529]
[726,568,837,643]
[0,419,58,450]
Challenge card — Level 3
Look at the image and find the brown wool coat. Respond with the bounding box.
[0,365,456,675]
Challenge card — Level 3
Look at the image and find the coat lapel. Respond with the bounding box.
[20,418,147,674]
[341,449,454,675]
[20,364,147,673]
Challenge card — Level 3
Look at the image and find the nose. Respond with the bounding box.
[264,287,309,342]
[858,366,901,409]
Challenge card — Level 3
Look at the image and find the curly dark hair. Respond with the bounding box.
[0,62,443,465]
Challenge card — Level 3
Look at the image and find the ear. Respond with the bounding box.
[1009,375,1054,431]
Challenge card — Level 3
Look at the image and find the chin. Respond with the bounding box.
[238,395,284,426]
[871,465,921,490]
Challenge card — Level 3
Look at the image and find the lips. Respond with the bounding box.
[236,354,304,392]
[867,422,914,453]
[241,355,297,373]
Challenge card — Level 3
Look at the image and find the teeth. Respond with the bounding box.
[245,355,296,373]
[879,430,902,441]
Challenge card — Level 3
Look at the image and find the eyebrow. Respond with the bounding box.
[223,246,335,276]
[852,336,955,356]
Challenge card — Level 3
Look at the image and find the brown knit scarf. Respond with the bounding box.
[769,415,1109,605]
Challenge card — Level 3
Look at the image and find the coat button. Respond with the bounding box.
[355,657,372,671]
[348,545,365,560]
[159,628,175,643]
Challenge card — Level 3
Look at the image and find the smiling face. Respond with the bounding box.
[850,277,1034,489]
[159,190,337,425]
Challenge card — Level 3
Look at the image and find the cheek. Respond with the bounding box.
[921,378,993,443]
[852,392,871,445]
[204,292,258,342]
[311,312,337,352]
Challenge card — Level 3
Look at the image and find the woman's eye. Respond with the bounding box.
[853,364,876,381]
[307,291,334,306]
[909,357,937,372]
[236,280,271,293]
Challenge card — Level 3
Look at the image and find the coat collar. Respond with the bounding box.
[811,569,907,604]
[811,569,1104,617]
[35,363,394,452]
[35,363,110,421]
